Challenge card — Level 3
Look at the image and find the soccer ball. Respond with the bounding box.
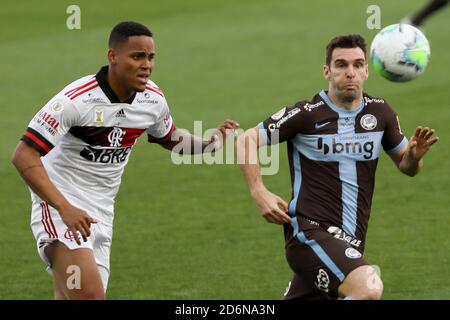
[370,24,430,82]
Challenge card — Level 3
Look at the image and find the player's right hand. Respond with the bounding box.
[59,204,97,245]
[251,187,291,225]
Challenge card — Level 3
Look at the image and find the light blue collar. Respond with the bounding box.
[319,90,365,116]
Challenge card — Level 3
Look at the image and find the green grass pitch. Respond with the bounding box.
[0,0,449,299]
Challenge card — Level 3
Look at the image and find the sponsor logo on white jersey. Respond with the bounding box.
[82,93,106,104]
[80,145,132,163]
[115,109,126,118]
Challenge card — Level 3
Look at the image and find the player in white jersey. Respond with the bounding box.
[11,21,239,299]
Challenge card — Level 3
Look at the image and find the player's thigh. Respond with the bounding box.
[286,228,368,299]
[338,265,383,300]
[45,241,105,300]
[284,273,332,300]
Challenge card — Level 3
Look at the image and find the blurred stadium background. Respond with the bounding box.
[0,0,448,299]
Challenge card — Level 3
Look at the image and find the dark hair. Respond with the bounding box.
[325,34,366,65]
[109,21,153,48]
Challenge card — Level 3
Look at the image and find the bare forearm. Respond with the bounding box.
[399,156,423,177]
[12,143,70,210]
[237,129,266,194]
[162,129,212,154]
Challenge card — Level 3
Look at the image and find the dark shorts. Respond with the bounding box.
[283,217,369,300]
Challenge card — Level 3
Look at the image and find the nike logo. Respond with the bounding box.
[315,121,331,129]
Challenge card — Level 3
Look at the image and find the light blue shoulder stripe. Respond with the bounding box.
[257,122,268,145]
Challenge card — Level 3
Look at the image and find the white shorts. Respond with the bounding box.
[30,199,113,291]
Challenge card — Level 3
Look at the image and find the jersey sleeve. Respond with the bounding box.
[147,97,176,144]
[257,103,304,145]
[382,103,408,154]
[21,95,80,156]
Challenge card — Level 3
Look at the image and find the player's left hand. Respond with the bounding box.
[209,119,240,150]
[406,126,439,161]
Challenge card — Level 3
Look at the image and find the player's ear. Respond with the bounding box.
[323,64,330,80]
[108,48,117,65]
[364,62,369,80]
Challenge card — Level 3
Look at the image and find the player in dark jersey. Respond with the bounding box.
[237,34,438,300]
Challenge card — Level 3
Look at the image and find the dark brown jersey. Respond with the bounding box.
[259,90,407,251]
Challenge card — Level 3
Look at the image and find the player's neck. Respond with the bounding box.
[327,90,362,111]
[107,71,135,103]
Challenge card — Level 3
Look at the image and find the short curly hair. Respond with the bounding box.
[325,34,367,65]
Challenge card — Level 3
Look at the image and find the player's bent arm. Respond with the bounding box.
[159,129,213,154]
[236,127,266,194]
[11,141,95,244]
[389,146,422,177]
[389,126,439,177]
[160,119,239,154]
[11,141,73,210]
[236,127,290,224]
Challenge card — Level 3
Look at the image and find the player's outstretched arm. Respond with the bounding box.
[236,127,291,225]
[390,126,439,177]
[161,119,239,154]
[11,141,96,245]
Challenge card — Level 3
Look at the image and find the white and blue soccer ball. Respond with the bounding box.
[370,23,431,82]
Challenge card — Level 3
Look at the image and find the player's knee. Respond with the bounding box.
[340,265,383,300]
[360,285,383,300]
[355,278,383,300]
[81,289,105,300]
[66,287,105,300]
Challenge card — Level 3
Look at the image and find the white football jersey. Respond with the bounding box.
[22,66,175,225]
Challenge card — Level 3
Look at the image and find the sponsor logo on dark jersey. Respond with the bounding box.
[268,108,301,131]
[364,96,385,105]
[317,137,374,159]
[327,226,362,247]
[80,145,131,163]
[304,101,324,111]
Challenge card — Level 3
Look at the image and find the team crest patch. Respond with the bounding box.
[271,107,286,121]
[360,114,377,130]
[51,100,64,112]
[345,247,362,259]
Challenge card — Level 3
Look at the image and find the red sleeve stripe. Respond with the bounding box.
[65,78,97,97]
[145,86,164,97]
[22,128,53,154]
[148,123,175,144]
[69,83,99,100]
